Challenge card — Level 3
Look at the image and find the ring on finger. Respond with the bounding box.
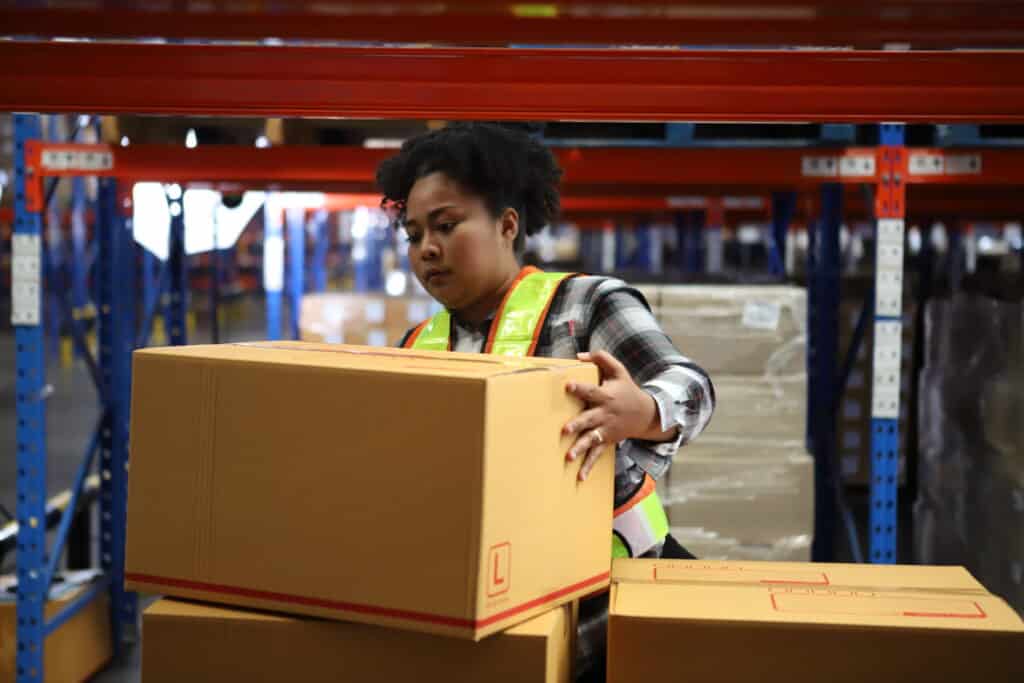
[592,428,604,445]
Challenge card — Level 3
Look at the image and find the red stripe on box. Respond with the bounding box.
[126,570,609,629]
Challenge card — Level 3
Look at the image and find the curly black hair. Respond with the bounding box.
[376,122,562,256]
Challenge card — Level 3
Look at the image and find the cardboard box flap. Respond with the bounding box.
[610,581,1024,634]
[135,342,582,379]
[613,559,988,594]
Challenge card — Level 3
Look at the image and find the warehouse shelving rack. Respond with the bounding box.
[5,13,1024,680]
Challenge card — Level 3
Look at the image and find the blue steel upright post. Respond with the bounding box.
[96,178,138,647]
[808,183,843,562]
[870,124,908,564]
[13,113,47,683]
[263,197,284,340]
[165,203,188,346]
[286,207,305,339]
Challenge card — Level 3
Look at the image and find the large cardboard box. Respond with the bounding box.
[142,599,574,682]
[126,342,613,640]
[608,559,1024,683]
[0,572,112,683]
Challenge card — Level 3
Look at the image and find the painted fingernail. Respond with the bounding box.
[566,450,576,461]
[566,382,575,392]
[579,470,588,482]
[564,424,574,434]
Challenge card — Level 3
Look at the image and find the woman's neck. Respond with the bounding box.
[453,264,525,324]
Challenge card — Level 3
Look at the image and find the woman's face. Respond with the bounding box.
[403,171,518,317]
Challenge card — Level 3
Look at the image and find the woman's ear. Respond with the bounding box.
[499,207,520,247]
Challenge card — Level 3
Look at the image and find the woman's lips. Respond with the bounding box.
[426,270,451,286]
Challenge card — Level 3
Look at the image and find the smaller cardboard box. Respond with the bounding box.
[142,599,574,683]
[0,572,112,683]
[299,292,434,347]
[608,559,1024,683]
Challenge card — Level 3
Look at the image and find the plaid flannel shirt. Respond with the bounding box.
[401,275,715,511]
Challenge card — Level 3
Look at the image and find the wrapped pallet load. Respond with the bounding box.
[648,285,814,561]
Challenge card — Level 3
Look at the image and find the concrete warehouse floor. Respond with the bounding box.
[0,314,915,682]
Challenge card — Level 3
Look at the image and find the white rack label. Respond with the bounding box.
[41,148,113,172]
[742,301,782,331]
[875,219,905,317]
[11,234,41,326]
[801,156,838,177]
[839,155,876,178]
[909,153,944,175]
[871,321,903,419]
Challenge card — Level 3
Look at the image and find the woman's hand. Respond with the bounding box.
[563,351,676,481]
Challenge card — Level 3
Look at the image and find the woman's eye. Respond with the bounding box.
[438,221,457,233]
[405,232,422,245]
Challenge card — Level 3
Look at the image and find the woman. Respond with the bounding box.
[377,122,714,678]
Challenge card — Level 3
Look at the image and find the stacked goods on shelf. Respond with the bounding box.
[299,292,437,347]
[0,571,112,682]
[915,294,1024,615]
[641,285,814,561]
[607,558,1024,682]
[836,278,916,486]
[127,342,612,679]
[142,599,574,683]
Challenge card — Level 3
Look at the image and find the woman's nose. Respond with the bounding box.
[419,232,441,260]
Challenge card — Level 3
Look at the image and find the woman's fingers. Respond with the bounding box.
[566,380,607,405]
[578,440,607,482]
[566,427,607,462]
[563,408,603,436]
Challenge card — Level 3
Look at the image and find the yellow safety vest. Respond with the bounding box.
[406,266,669,558]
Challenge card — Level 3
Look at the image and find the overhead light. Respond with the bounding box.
[169,201,182,218]
[120,135,130,147]
[255,135,270,149]
[77,115,91,128]
[165,183,182,201]
[185,128,198,149]
[385,271,408,297]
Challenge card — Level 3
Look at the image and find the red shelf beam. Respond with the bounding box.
[4,5,1024,48]
[3,42,1024,122]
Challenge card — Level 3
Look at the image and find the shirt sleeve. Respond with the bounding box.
[585,285,716,481]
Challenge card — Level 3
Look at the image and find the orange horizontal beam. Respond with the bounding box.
[3,42,1024,121]
[28,144,1024,190]
[5,6,1024,48]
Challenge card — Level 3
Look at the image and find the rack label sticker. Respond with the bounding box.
[908,153,944,175]
[11,234,41,326]
[839,155,876,178]
[742,301,782,331]
[875,219,905,317]
[801,155,838,177]
[944,154,981,175]
[40,148,113,172]
[872,321,903,419]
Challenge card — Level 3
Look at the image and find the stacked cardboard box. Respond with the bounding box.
[0,571,112,683]
[127,342,613,680]
[608,558,1024,682]
[299,292,437,347]
[640,285,814,561]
